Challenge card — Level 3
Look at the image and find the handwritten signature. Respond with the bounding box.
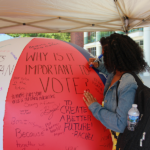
[40,103,60,120]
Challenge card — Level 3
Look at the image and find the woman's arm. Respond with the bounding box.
[84,77,137,133]
[88,58,109,76]
[96,61,109,76]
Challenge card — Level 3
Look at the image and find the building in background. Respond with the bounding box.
[83,27,150,87]
[71,32,83,48]
[83,29,143,57]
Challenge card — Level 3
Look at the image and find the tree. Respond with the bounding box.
[8,33,71,42]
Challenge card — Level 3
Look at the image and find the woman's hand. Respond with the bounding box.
[83,91,97,107]
[88,58,99,68]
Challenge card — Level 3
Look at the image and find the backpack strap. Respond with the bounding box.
[116,72,143,106]
[116,72,145,149]
[116,80,120,107]
[113,72,141,140]
[126,72,144,87]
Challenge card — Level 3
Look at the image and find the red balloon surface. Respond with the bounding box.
[3,38,113,150]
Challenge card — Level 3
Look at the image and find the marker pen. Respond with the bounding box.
[89,54,103,67]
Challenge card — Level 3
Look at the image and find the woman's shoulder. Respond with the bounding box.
[119,73,138,89]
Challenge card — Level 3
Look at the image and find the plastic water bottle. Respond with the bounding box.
[127,104,140,131]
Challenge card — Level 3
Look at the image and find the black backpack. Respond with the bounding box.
[115,72,150,150]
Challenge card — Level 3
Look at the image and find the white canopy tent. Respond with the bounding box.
[0,1,150,150]
[0,0,150,34]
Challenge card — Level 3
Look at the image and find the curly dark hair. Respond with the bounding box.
[100,33,150,74]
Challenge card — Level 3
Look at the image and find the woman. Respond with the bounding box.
[83,33,150,133]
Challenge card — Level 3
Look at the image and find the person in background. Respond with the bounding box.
[83,33,150,145]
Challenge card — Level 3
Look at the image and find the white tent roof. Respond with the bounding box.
[0,0,150,33]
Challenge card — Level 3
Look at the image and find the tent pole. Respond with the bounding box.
[0,18,21,24]
[125,30,128,35]
[28,18,58,24]
[129,15,150,31]
[114,0,126,32]
[124,16,129,35]
[114,0,129,35]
